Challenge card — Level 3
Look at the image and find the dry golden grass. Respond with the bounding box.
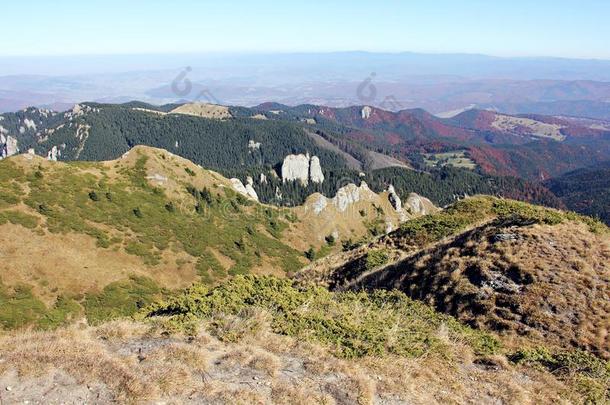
[327,218,609,359]
[0,317,579,404]
[169,103,233,119]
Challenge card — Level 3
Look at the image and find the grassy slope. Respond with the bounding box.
[0,147,306,329]
[0,146,413,330]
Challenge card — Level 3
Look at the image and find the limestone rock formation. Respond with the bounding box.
[361,106,372,119]
[245,176,259,201]
[248,140,262,150]
[311,195,328,215]
[281,153,324,186]
[387,185,402,212]
[23,118,37,131]
[0,135,18,159]
[309,156,324,184]
[405,193,436,215]
[47,145,60,161]
[332,182,374,212]
[282,154,312,185]
[230,178,259,201]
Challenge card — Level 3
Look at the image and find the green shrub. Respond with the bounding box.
[84,276,162,325]
[365,249,389,270]
[0,282,80,330]
[304,247,316,261]
[142,275,499,359]
[0,210,39,229]
[510,347,610,403]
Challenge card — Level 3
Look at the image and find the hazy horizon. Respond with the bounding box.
[3,0,609,59]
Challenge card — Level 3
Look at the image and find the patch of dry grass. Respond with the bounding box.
[0,317,585,404]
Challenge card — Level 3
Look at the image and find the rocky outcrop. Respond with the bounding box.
[405,193,435,216]
[248,140,261,150]
[361,106,372,119]
[281,153,324,185]
[387,185,402,212]
[309,156,324,184]
[0,135,19,159]
[311,195,328,215]
[23,118,37,131]
[245,177,259,201]
[47,146,60,161]
[333,183,371,212]
[282,154,311,185]
[64,104,98,120]
[230,178,259,201]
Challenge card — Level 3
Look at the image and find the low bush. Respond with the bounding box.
[142,275,499,359]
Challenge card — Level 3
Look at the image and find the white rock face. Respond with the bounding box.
[23,118,37,131]
[309,156,324,184]
[331,182,374,212]
[281,153,324,186]
[245,176,259,201]
[361,106,372,119]
[231,178,259,201]
[405,193,433,215]
[312,195,328,215]
[47,146,60,161]
[0,125,7,135]
[282,154,311,185]
[387,185,402,212]
[0,135,18,159]
[259,173,267,184]
[248,140,261,150]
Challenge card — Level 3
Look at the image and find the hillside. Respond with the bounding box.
[0,146,426,329]
[297,197,610,358]
[1,102,571,210]
[3,284,603,404]
[252,103,610,181]
[545,161,610,224]
[0,152,608,402]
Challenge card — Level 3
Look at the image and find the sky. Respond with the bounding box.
[2,0,609,59]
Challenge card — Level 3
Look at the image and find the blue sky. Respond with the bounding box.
[2,0,609,59]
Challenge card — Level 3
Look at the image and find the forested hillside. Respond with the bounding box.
[0,101,594,215]
[545,161,610,224]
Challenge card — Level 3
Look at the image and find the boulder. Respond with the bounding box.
[405,193,435,215]
[231,178,259,201]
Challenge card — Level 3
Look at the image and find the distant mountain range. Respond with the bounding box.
[2,52,610,118]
